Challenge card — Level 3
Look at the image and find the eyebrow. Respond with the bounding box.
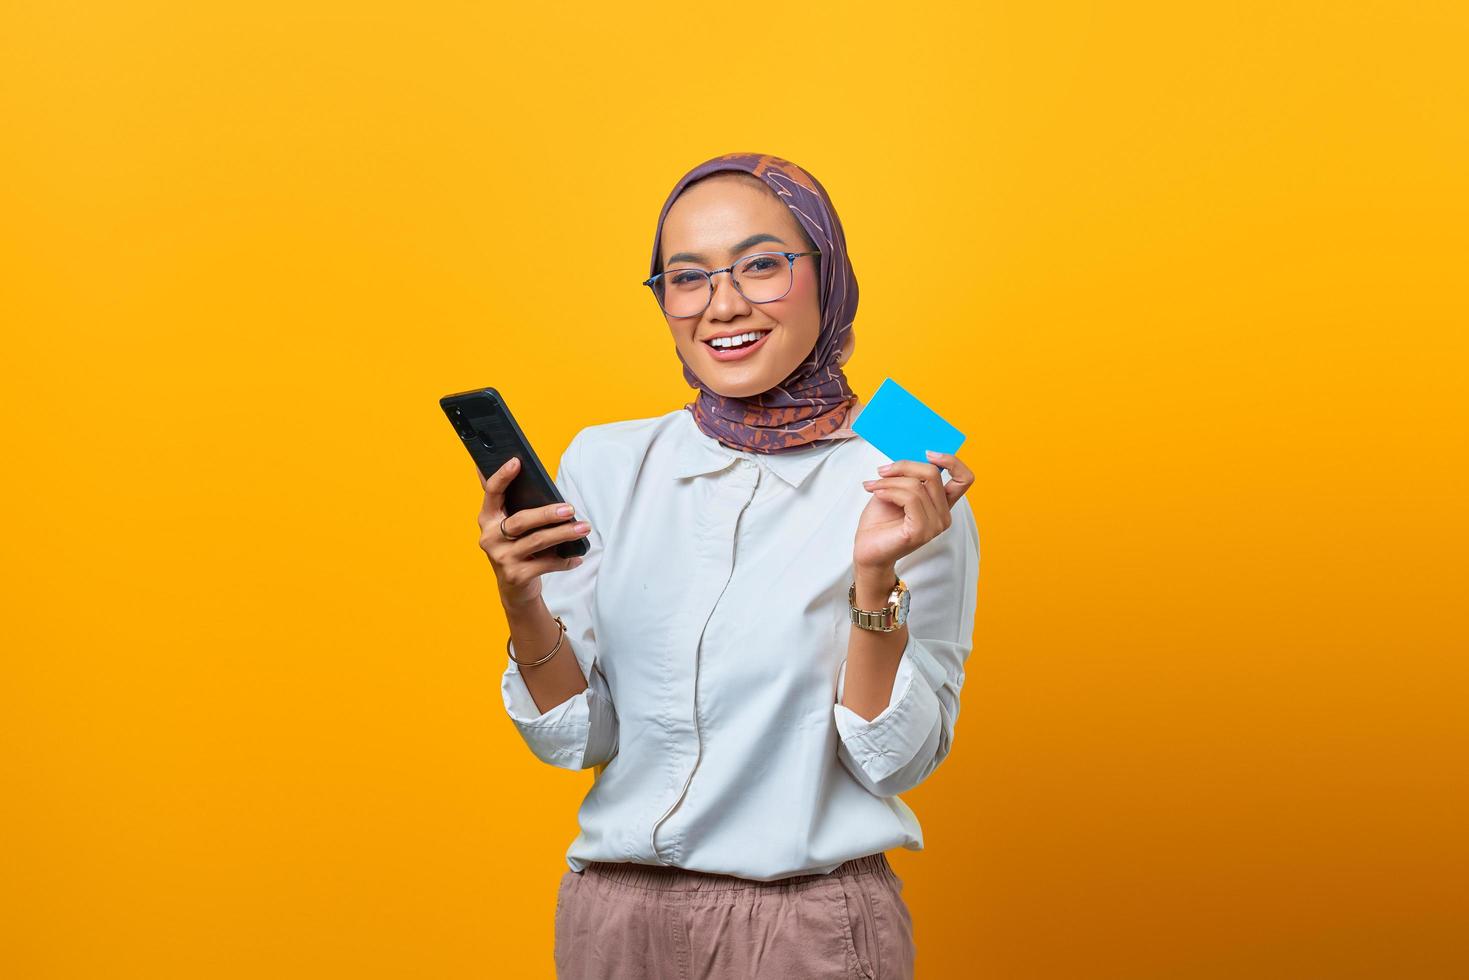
[665,233,787,268]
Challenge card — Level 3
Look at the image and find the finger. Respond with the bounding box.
[501,500,580,542]
[869,464,946,523]
[511,517,592,559]
[479,456,520,515]
[496,550,585,593]
[924,451,975,506]
[867,485,940,541]
[480,513,586,567]
[906,476,944,530]
[876,458,946,494]
[864,477,942,532]
[523,551,586,578]
[913,461,949,518]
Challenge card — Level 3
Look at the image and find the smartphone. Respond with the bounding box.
[439,386,589,559]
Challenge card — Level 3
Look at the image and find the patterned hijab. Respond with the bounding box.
[649,152,862,454]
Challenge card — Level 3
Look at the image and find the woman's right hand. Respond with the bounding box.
[477,456,590,608]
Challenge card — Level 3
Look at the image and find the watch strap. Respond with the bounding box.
[849,577,905,632]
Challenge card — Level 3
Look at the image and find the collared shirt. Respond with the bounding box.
[501,407,981,881]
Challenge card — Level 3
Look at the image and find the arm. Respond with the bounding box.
[495,433,619,771]
[835,454,980,797]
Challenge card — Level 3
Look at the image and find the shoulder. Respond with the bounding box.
[565,409,686,467]
[555,410,689,521]
[556,409,694,496]
[826,431,889,475]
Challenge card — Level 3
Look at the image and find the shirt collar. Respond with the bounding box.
[670,408,847,489]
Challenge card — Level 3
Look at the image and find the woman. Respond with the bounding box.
[478,152,980,979]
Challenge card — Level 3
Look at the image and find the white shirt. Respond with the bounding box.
[501,407,981,881]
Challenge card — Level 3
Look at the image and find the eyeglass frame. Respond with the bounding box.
[642,250,820,319]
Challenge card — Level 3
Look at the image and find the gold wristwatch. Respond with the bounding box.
[849,576,910,632]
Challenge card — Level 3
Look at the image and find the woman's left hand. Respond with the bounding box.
[855,451,975,573]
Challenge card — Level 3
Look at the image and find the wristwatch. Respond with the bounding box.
[849,577,910,632]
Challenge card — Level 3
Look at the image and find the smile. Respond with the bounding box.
[703,330,772,361]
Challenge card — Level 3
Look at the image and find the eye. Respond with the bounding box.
[738,254,781,276]
[668,270,706,288]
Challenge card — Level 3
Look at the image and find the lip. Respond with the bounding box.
[702,330,772,362]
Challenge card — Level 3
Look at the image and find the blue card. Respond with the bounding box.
[851,377,965,465]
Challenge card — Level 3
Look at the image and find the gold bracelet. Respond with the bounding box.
[506,615,567,667]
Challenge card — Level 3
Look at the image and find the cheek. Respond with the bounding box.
[778,267,821,338]
[667,314,693,343]
[786,264,819,308]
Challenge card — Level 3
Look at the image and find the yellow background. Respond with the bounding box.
[4,1,1466,977]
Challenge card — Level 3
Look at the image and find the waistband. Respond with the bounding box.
[579,852,895,892]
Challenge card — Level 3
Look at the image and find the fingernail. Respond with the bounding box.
[574,522,590,532]
[557,505,573,517]
[925,450,942,459]
[877,463,894,474]
[862,480,876,487]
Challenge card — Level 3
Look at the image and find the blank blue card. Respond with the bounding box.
[851,377,965,465]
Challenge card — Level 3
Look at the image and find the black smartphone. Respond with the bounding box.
[440,386,590,560]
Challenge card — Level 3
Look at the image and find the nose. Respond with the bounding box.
[706,269,751,320]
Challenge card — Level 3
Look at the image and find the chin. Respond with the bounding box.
[689,330,814,396]
[715,382,772,399]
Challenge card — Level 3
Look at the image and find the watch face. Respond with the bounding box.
[894,586,911,625]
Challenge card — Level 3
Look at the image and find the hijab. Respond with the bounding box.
[648,152,862,454]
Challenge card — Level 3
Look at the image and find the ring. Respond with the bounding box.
[499,516,520,541]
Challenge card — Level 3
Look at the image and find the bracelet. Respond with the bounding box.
[506,615,567,667]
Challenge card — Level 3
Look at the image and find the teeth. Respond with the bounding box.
[709,331,765,349]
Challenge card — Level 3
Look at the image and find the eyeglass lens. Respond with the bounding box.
[652,252,796,318]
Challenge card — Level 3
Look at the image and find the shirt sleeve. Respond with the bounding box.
[833,493,980,797]
[500,432,619,771]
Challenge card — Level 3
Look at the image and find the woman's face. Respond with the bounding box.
[657,175,823,399]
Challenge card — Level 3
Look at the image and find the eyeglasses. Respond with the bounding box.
[642,250,820,319]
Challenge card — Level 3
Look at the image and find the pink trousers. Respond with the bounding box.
[553,852,915,979]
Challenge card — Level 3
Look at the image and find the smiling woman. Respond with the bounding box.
[648,158,863,451]
[481,152,981,980]
[656,172,826,388]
